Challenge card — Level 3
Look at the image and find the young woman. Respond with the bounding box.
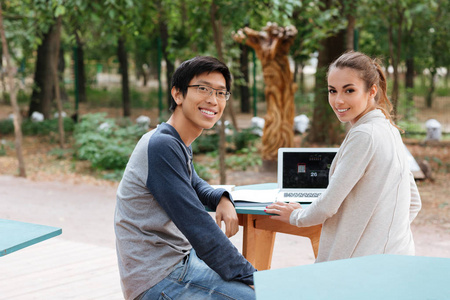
[266,51,422,262]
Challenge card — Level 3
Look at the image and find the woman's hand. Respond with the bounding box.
[265,202,302,224]
[216,196,239,237]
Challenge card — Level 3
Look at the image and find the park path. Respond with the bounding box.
[1,174,449,299]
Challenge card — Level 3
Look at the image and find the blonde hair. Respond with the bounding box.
[328,51,402,131]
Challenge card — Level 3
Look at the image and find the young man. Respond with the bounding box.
[114,56,256,300]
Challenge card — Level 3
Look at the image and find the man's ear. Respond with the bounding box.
[171,87,183,105]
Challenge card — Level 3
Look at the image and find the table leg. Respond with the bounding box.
[239,214,276,271]
[238,214,322,270]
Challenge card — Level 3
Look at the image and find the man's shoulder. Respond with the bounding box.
[148,125,180,148]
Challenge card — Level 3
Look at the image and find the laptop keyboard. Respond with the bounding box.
[283,192,321,198]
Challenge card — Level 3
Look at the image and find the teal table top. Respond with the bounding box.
[0,219,62,256]
[254,254,450,300]
[234,183,310,215]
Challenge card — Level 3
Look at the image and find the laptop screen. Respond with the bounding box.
[281,150,337,189]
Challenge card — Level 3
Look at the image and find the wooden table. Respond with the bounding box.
[0,219,62,256]
[254,254,450,299]
[234,184,321,271]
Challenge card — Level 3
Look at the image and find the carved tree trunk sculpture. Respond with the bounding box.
[233,23,297,164]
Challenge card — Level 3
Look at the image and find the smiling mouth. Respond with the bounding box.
[337,108,350,113]
[200,109,217,116]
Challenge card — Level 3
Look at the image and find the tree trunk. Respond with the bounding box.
[0,51,6,104]
[404,56,415,119]
[159,18,175,111]
[75,31,87,103]
[52,17,64,148]
[426,69,436,108]
[346,14,355,50]
[210,0,228,184]
[405,57,414,89]
[239,43,250,113]
[29,21,60,119]
[387,7,404,120]
[118,36,131,117]
[58,46,69,101]
[308,30,346,145]
[0,4,26,177]
[299,64,305,93]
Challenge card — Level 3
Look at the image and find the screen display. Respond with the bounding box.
[282,152,336,189]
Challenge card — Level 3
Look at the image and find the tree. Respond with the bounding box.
[101,0,142,117]
[414,0,450,108]
[52,16,65,148]
[0,3,26,177]
[307,0,347,144]
[28,16,61,119]
[368,0,423,118]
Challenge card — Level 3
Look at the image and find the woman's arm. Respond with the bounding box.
[409,171,422,222]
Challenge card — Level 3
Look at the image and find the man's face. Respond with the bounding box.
[176,71,227,130]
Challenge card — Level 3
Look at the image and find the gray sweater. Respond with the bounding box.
[290,109,422,262]
[114,123,255,300]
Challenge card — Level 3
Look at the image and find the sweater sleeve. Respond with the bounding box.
[146,134,256,284]
[191,167,234,210]
[408,171,422,222]
[290,130,375,227]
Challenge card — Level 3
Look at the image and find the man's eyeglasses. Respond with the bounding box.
[188,85,231,101]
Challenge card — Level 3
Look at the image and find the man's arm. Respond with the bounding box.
[215,196,239,237]
[146,136,256,284]
[191,169,239,237]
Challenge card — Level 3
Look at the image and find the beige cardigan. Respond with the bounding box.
[290,109,422,262]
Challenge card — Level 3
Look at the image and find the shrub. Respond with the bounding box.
[73,113,146,170]
[192,132,220,153]
[0,117,75,136]
[0,119,14,135]
[233,128,260,151]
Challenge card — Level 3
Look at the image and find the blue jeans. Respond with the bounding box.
[137,249,255,300]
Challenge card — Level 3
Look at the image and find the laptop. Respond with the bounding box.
[276,147,338,203]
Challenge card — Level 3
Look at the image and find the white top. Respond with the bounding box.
[290,109,422,262]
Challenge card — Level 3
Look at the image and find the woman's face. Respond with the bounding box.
[327,67,377,125]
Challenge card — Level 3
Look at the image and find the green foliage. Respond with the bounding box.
[225,147,262,171]
[0,144,6,156]
[193,162,213,182]
[0,119,15,135]
[0,118,75,136]
[192,132,220,154]
[102,169,125,182]
[232,128,260,151]
[192,127,262,175]
[23,118,75,136]
[68,86,163,110]
[0,140,14,156]
[1,90,31,105]
[73,113,146,170]
[48,147,73,160]
[295,92,315,117]
[398,120,424,134]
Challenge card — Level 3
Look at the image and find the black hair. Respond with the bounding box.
[169,56,232,111]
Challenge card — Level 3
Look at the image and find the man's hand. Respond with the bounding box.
[216,196,239,237]
[265,202,302,224]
